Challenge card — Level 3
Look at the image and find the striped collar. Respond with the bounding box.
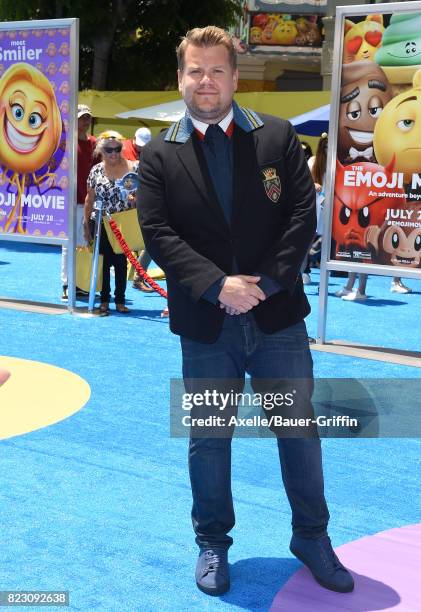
[165,100,264,144]
[194,120,234,141]
[191,108,234,138]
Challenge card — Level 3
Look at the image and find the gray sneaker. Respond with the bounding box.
[290,534,354,593]
[195,548,230,596]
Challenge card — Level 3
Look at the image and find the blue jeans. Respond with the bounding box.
[181,315,329,550]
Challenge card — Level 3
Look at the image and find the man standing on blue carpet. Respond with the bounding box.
[138,26,354,597]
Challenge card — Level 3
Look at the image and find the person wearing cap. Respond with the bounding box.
[122,127,152,161]
[122,127,155,292]
[61,104,97,301]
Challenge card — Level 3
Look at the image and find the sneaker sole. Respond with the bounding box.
[196,579,230,596]
[290,547,354,593]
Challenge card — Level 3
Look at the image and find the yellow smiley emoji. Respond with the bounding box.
[374,69,421,182]
[0,63,62,174]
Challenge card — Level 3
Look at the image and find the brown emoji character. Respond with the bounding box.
[338,60,393,165]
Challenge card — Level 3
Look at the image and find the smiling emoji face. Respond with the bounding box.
[338,61,393,164]
[0,63,62,174]
[272,19,298,45]
[343,15,383,63]
[374,69,421,181]
[374,13,421,85]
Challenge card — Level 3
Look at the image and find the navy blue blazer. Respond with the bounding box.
[137,102,316,343]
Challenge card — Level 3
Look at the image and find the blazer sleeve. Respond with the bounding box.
[255,121,316,293]
[137,143,226,303]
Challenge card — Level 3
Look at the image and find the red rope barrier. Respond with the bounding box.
[107,218,168,299]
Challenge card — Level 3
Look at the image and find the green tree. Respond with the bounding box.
[0,0,240,89]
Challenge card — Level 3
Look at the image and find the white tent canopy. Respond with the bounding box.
[116,99,186,123]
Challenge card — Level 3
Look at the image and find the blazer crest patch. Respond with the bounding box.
[262,167,281,203]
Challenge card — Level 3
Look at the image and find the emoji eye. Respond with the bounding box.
[339,205,351,225]
[415,234,421,252]
[391,232,399,249]
[405,42,417,54]
[364,30,382,47]
[11,104,24,121]
[346,100,361,121]
[368,106,382,118]
[346,109,361,121]
[28,113,42,129]
[358,206,370,228]
[368,96,383,119]
[397,119,414,132]
[347,36,362,55]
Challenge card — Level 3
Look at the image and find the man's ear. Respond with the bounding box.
[233,68,239,92]
[177,69,183,93]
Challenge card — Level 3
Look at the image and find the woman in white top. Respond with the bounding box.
[84,131,138,313]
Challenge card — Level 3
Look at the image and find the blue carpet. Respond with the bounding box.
[0,243,420,611]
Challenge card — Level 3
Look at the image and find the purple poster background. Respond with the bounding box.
[0,25,72,238]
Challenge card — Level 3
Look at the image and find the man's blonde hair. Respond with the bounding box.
[176,26,237,71]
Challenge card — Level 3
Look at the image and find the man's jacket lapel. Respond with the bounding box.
[176,136,230,236]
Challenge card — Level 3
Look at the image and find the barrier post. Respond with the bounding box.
[88,199,104,313]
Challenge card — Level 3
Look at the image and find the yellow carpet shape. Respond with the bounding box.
[0,356,90,440]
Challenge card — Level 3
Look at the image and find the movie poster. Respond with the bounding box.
[331,10,421,271]
[0,22,75,239]
[249,13,323,47]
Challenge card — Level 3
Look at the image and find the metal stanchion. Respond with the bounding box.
[72,198,106,318]
[88,199,104,313]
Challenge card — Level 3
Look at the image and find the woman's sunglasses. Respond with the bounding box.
[103,145,122,154]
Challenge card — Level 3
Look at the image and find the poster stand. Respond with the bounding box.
[88,200,103,313]
[0,18,79,314]
[317,1,421,349]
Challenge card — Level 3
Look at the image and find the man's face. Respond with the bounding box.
[178,43,238,123]
[78,114,91,134]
